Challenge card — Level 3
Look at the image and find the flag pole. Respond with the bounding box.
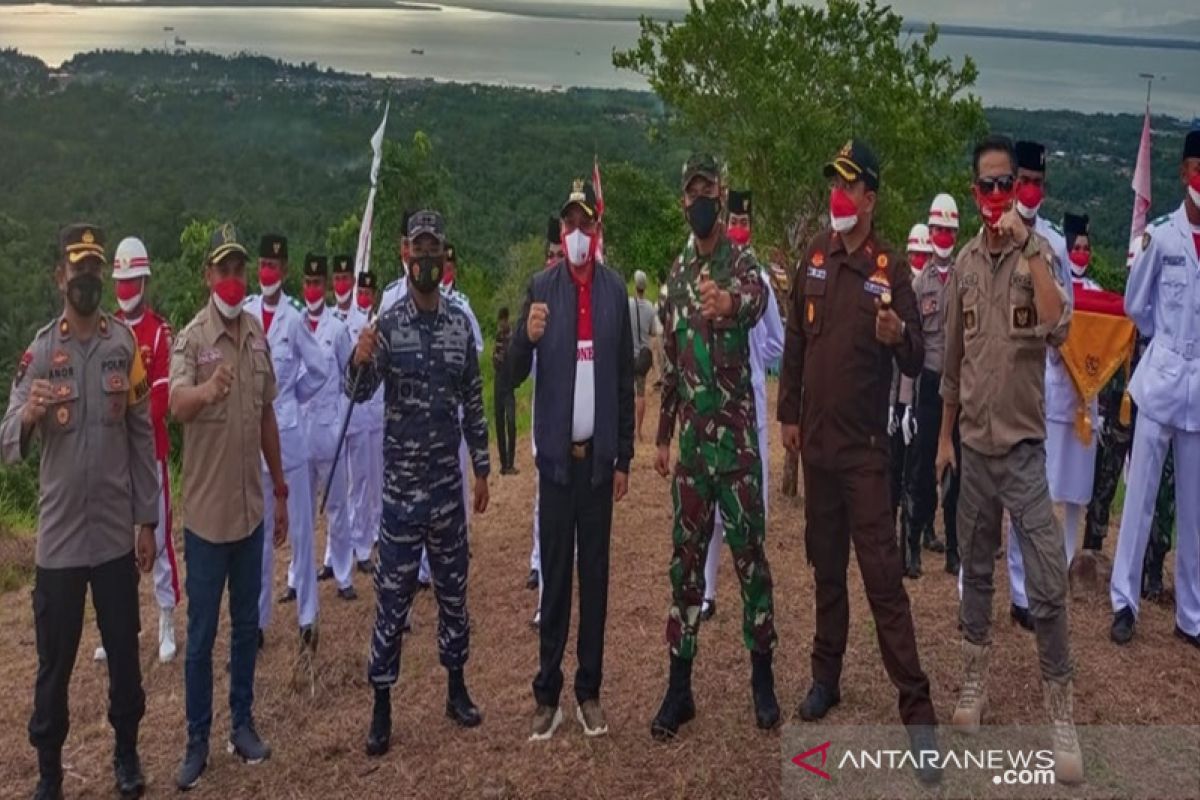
[322,101,389,515]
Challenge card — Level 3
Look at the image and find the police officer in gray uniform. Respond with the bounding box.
[2,223,159,800]
[347,210,491,758]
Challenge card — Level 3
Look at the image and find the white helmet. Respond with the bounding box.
[113,237,152,279]
[927,193,960,230]
[906,223,933,254]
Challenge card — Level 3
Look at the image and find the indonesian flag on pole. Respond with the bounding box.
[593,154,605,263]
[1126,103,1152,267]
[355,100,389,282]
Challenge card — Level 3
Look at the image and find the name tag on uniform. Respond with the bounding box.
[251,341,269,353]
[806,266,826,280]
[390,328,421,353]
[863,280,889,297]
[1163,255,1186,267]
[198,347,223,366]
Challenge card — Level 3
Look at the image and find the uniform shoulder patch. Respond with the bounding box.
[1047,220,1064,235]
[13,349,33,386]
[289,296,303,312]
[1141,231,1152,251]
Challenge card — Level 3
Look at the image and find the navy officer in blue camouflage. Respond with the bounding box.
[346,209,491,758]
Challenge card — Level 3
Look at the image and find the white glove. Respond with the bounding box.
[902,405,917,446]
[888,405,901,437]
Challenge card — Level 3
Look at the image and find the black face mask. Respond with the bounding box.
[686,195,721,239]
[410,255,443,294]
[66,273,103,316]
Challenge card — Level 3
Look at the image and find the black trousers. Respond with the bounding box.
[29,551,145,755]
[904,369,960,554]
[493,382,516,471]
[532,452,613,707]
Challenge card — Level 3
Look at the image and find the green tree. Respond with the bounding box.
[372,132,454,283]
[601,162,686,281]
[325,213,362,258]
[613,0,987,256]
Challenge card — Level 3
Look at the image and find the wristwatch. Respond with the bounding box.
[273,483,289,500]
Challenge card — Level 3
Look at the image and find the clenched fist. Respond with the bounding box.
[997,207,1030,247]
[21,378,53,428]
[354,323,377,367]
[698,275,732,320]
[527,302,550,344]
[204,364,234,406]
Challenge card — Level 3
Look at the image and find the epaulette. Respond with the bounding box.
[33,317,58,340]
[1046,220,1063,236]
[289,296,303,312]
[383,279,403,292]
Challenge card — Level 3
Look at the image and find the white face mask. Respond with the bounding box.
[260,280,281,298]
[335,289,352,305]
[305,298,324,313]
[565,229,593,266]
[932,244,954,260]
[117,292,143,314]
[214,295,243,319]
[1189,186,1200,208]
[1015,198,1041,220]
[830,213,858,234]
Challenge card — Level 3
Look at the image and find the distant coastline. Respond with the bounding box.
[3,0,1200,52]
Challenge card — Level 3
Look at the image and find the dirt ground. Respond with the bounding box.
[0,392,1195,799]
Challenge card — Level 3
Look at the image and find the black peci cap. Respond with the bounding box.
[1063,212,1090,249]
[546,215,562,245]
[1184,129,1200,161]
[259,234,288,261]
[357,270,378,291]
[332,255,353,275]
[728,189,752,217]
[303,253,328,278]
[1014,140,1046,173]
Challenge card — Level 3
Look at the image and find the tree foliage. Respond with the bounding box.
[613,0,988,256]
[600,162,686,281]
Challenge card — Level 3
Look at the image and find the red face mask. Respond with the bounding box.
[1069,249,1090,269]
[1189,172,1200,204]
[303,284,326,305]
[727,224,751,246]
[259,263,283,290]
[356,290,373,310]
[213,277,246,308]
[115,279,142,301]
[930,229,956,251]
[1015,181,1044,216]
[829,187,859,232]
[974,186,1013,228]
[909,252,930,271]
[333,276,354,297]
[441,264,456,288]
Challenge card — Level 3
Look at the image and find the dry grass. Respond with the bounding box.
[0,393,1195,799]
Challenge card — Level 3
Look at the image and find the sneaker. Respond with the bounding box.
[337,586,358,601]
[529,705,563,741]
[1010,603,1034,632]
[525,569,539,591]
[158,607,177,664]
[356,559,373,575]
[1110,607,1136,645]
[576,700,609,737]
[699,599,716,621]
[300,625,319,655]
[227,721,271,764]
[529,610,540,630]
[278,587,297,604]
[317,565,334,582]
[94,645,108,662]
[907,725,943,786]
[175,738,209,791]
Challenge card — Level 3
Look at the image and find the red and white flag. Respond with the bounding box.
[593,154,606,262]
[1126,104,1152,267]
[355,100,390,282]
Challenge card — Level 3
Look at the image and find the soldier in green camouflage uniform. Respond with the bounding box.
[651,153,778,740]
[1083,343,1175,598]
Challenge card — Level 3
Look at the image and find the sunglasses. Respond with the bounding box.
[976,175,1015,194]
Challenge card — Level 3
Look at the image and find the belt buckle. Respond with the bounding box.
[571,442,588,460]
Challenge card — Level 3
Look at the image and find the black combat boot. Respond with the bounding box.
[34,749,63,800]
[113,729,145,798]
[446,667,482,728]
[904,518,922,579]
[365,687,392,757]
[750,651,780,730]
[650,654,696,740]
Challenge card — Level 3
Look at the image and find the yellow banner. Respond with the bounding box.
[1058,310,1136,445]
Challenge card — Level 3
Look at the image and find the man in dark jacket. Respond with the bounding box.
[509,178,634,741]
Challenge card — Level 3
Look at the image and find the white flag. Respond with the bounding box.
[355,101,389,280]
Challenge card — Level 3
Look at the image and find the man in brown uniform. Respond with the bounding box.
[169,223,289,791]
[779,141,939,786]
[936,135,1081,785]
